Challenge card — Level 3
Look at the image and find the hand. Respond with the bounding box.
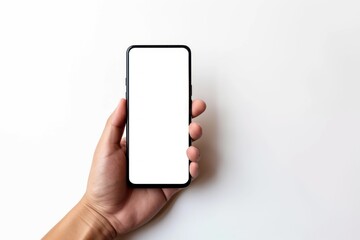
[83,98,206,236]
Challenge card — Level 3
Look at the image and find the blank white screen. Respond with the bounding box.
[128,47,190,185]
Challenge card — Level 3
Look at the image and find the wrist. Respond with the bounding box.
[43,197,117,240]
[78,197,117,239]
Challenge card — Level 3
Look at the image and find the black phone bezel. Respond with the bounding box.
[126,45,192,188]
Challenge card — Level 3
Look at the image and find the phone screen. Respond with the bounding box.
[126,45,191,187]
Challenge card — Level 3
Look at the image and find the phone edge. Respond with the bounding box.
[126,45,192,188]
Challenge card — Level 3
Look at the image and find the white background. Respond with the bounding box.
[0,0,360,239]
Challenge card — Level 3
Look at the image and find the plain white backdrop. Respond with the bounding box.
[0,0,360,239]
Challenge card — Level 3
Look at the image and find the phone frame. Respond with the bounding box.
[126,45,192,188]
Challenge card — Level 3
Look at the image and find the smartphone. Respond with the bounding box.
[126,45,192,187]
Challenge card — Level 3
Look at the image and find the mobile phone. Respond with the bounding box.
[126,45,192,187]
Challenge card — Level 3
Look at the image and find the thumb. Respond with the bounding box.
[102,98,127,146]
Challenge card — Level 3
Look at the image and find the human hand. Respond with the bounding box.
[82,98,206,237]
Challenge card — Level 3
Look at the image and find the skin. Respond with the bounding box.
[44,98,206,239]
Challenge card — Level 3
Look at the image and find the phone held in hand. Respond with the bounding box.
[126,45,192,187]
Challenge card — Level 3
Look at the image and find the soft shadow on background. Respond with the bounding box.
[119,78,219,239]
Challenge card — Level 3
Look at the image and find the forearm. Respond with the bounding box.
[43,198,116,240]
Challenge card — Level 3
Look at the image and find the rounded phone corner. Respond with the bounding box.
[181,175,192,188]
[126,45,138,55]
[178,45,191,55]
[127,177,136,187]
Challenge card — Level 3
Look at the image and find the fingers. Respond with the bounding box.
[188,99,204,179]
[189,122,202,141]
[187,146,200,179]
[120,138,126,148]
[187,146,200,162]
[120,138,127,153]
[102,99,127,146]
[192,99,206,118]
[190,162,199,179]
